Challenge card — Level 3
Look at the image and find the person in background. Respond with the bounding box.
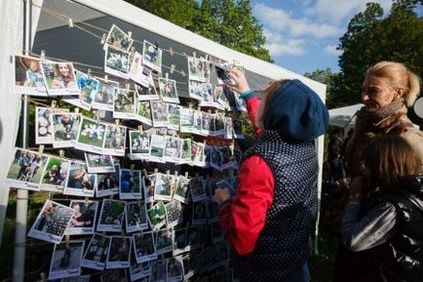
[341,135,423,281]
[328,129,345,184]
[214,69,329,281]
[335,61,423,281]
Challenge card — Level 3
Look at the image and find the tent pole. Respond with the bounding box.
[13,0,31,281]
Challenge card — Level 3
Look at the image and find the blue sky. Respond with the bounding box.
[250,0,395,74]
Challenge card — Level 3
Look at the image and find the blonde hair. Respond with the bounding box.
[366,61,421,107]
[362,135,422,191]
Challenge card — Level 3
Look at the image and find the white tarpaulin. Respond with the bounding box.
[329,103,364,130]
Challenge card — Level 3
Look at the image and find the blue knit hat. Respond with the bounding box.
[263,79,329,142]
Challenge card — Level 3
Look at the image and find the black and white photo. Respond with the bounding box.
[82,233,111,270]
[35,107,53,144]
[48,241,85,280]
[113,88,137,119]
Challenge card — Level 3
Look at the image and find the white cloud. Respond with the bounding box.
[304,0,393,24]
[254,3,342,39]
[263,29,306,56]
[323,44,342,56]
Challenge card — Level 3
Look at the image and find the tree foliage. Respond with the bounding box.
[124,0,272,62]
[304,68,339,109]
[335,0,423,106]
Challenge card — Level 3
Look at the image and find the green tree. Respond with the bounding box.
[124,0,272,62]
[335,1,423,106]
[304,68,339,109]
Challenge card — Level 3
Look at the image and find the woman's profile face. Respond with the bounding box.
[362,75,398,112]
[58,64,70,77]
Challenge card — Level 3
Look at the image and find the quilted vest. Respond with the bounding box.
[233,130,319,281]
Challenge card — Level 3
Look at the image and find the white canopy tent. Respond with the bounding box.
[329,103,363,133]
[0,0,327,279]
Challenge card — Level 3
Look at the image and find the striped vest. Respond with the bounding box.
[233,130,319,281]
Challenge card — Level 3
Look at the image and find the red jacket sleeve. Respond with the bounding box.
[219,155,275,255]
[245,96,262,136]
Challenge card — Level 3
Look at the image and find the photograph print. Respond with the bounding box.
[129,130,151,160]
[133,232,157,263]
[48,241,85,280]
[82,233,111,270]
[142,40,162,72]
[149,134,166,162]
[113,88,137,119]
[135,76,159,100]
[125,201,148,233]
[179,107,194,133]
[35,107,53,144]
[40,155,69,193]
[147,201,166,230]
[129,51,151,87]
[190,177,208,202]
[92,78,118,111]
[164,201,182,228]
[187,56,211,83]
[135,101,153,125]
[150,259,167,282]
[6,148,48,191]
[75,117,106,154]
[159,78,179,104]
[155,228,173,255]
[179,138,192,163]
[104,45,130,79]
[119,169,142,200]
[51,112,81,148]
[150,100,169,128]
[63,161,96,197]
[154,173,174,202]
[163,136,181,162]
[15,55,46,95]
[192,200,208,225]
[106,236,131,269]
[105,24,134,52]
[64,69,100,110]
[167,103,180,131]
[167,256,184,282]
[65,200,98,235]
[215,62,236,86]
[198,83,215,108]
[40,61,79,95]
[85,152,115,174]
[28,200,75,244]
[103,124,126,156]
[173,175,190,204]
[172,227,189,256]
[97,199,125,232]
[96,164,120,198]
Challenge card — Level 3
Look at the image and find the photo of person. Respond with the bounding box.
[167,103,180,131]
[179,107,194,133]
[154,173,174,202]
[129,51,151,87]
[92,78,118,111]
[63,161,95,197]
[167,257,184,282]
[41,61,79,95]
[214,114,226,136]
[201,112,211,135]
[65,200,98,235]
[180,138,192,163]
[172,227,189,256]
[129,250,150,281]
[85,152,115,174]
[64,69,100,110]
[192,110,202,134]
[105,24,134,52]
[6,148,48,191]
[35,107,53,144]
[215,86,230,110]
[187,56,211,83]
[75,117,106,153]
[224,117,233,139]
[150,259,167,282]
[15,55,46,95]
[40,156,69,193]
[104,45,130,79]
[150,101,169,127]
[103,124,126,156]
[149,134,166,161]
[113,88,136,119]
[163,136,181,162]
[82,233,111,270]
[97,199,125,232]
[125,201,148,233]
[135,101,153,125]
[48,241,85,280]
[145,173,156,204]
[51,112,81,148]
[142,40,162,72]
[197,83,216,107]
[119,169,142,200]
[133,232,157,263]
[156,228,173,255]
[106,236,131,269]
[188,80,205,100]
[165,201,182,228]
[174,175,190,204]
[96,164,120,197]
[190,177,207,202]
[159,78,179,104]
[147,201,166,230]
[192,200,208,225]
[28,200,75,244]
[191,141,206,167]
[129,131,151,160]
[135,76,159,100]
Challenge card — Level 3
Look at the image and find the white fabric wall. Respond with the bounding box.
[0,0,43,245]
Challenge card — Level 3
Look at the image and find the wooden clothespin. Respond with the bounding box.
[115,118,121,127]
[40,50,46,63]
[192,52,196,58]
[138,124,144,132]
[126,82,131,90]
[183,52,187,58]
[65,235,70,248]
[166,169,170,176]
[104,74,109,83]
[180,70,186,77]
[87,68,92,77]
[128,31,132,38]
[184,172,189,178]
[169,47,174,56]
[154,168,159,174]
[101,33,107,44]
[40,272,47,282]
[165,73,169,80]
[68,17,74,28]
[84,197,89,206]
[38,145,45,155]
[50,100,57,111]
[59,149,65,158]
[74,107,79,114]
[170,64,175,74]
[204,54,209,61]
[142,168,148,177]
[130,164,135,171]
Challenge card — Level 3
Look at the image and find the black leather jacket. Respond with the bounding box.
[341,175,423,282]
